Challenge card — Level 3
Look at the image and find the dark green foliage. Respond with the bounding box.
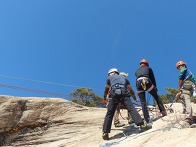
[159,88,179,104]
[159,87,196,104]
[71,87,105,107]
[191,98,196,103]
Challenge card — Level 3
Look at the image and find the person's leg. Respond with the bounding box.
[181,98,187,114]
[127,110,134,124]
[113,105,120,123]
[183,94,193,119]
[149,88,166,116]
[123,96,143,126]
[138,92,150,123]
[113,105,125,127]
[123,96,152,131]
[103,98,117,134]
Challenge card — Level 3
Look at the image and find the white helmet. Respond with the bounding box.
[119,72,128,77]
[108,68,119,76]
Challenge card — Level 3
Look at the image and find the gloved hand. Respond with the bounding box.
[176,92,182,99]
[102,99,108,104]
[133,96,139,102]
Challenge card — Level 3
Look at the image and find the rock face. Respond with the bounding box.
[1,95,196,147]
[0,95,106,146]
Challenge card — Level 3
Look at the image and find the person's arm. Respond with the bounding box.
[103,84,110,100]
[127,84,138,102]
[178,67,186,89]
[149,68,157,88]
[178,79,183,89]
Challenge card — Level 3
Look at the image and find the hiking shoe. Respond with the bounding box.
[161,111,167,117]
[128,118,134,124]
[114,121,125,127]
[182,109,186,114]
[185,118,193,125]
[140,123,152,132]
[102,133,109,140]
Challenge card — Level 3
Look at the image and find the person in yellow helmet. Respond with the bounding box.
[135,59,167,123]
[175,61,196,125]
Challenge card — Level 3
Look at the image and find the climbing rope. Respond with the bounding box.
[99,125,139,147]
[0,74,103,91]
[99,126,168,147]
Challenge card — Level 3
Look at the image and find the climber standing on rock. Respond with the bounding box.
[102,68,152,140]
[113,72,135,128]
[135,59,167,123]
[175,61,196,125]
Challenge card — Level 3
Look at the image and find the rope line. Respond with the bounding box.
[0,75,103,91]
[0,83,71,98]
[100,105,183,147]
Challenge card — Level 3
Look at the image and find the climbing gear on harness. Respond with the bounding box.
[141,78,148,90]
[192,84,196,97]
[180,89,192,96]
[137,77,150,91]
[112,84,125,88]
[182,81,194,91]
[114,120,125,127]
[140,122,152,132]
[108,68,119,76]
[176,61,186,69]
[111,84,126,95]
[102,133,109,140]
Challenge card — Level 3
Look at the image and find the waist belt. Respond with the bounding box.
[137,77,152,91]
[180,89,192,95]
[137,77,148,81]
[111,84,125,89]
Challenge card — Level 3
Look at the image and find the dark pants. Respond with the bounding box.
[137,79,165,122]
[103,94,144,133]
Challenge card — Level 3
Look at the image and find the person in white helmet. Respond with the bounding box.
[102,68,152,140]
[113,72,135,127]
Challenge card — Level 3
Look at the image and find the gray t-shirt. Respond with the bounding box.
[106,74,130,87]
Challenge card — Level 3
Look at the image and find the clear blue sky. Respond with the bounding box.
[0,1,196,101]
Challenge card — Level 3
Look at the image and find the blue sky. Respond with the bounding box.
[0,1,196,102]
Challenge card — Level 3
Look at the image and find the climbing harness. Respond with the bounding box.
[137,77,148,91]
[141,78,148,90]
[111,84,126,95]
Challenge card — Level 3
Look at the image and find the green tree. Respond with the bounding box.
[70,87,105,107]
[159,87,196,104]
[159,88,179,104]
